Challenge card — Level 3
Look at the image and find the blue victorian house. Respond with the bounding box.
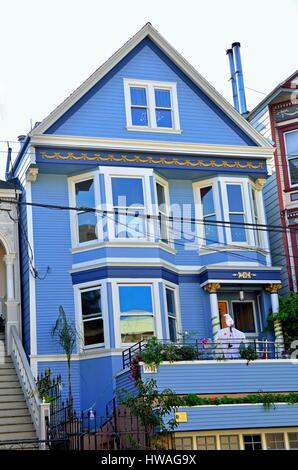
[4,24,298,450]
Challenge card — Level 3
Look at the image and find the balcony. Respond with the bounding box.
[117,339,298,398]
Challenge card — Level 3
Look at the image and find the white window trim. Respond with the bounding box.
[231,300,258,337]
[68,171,102,249]
[100,166,154,243]
[112,280,163,348]
[193,178,224,248]
[163,283,182,341]
[124,78,181,133]
[154,174,173,247]
[221,177,255,247]
[250,181,268,250]
[74,280,110,351]
[284,129,298,188]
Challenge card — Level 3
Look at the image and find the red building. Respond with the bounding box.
[249,71,298,293]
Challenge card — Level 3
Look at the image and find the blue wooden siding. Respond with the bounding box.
[31,174,75,354]
[178,284,210,338]
[115,369,137,397]
[37,360,81,410]
[19,186,30,356]
[263,173,289,294]
[140,361,298,395]
[80,355,122,417]
[249,106,272,142]
[174,404,298,431]
[45,38,256,147]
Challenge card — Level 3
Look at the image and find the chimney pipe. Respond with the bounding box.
[226,48,240,113]
[231,42,248,116]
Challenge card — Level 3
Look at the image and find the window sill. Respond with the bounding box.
[71,240,177,255]
[126,125,182,134]
[198,244,269,256]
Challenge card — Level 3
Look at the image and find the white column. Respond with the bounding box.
[4,254,15,301]
[205,283,221,338]
[265,284,284,354]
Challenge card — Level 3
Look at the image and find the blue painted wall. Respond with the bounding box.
[174,404,298,431]
[139,361,298,395]
[31,174,75,354]
[45,38,256,147]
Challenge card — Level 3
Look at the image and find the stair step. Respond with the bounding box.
[0,395,27,403]
[0,388,23,396]
[0,365,16,372]
[0,408,31,418]
[0,430,36,441]
[0,381,20,389]
[0,416,32,426]
[0,374,18,382]
[0,423,35,434]
[0,401,27,410]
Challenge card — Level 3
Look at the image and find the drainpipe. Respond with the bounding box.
[226,48,240,113]
[232,42,248,116]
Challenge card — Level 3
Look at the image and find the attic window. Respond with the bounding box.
[124,79,180,132]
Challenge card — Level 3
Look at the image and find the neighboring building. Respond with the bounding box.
[5,24,298,450]
[248,71,298,294]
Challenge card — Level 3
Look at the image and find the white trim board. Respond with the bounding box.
[30,23,271,149]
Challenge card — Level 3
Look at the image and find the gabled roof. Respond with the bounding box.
[31,23,270,148]
[249,69,298,120]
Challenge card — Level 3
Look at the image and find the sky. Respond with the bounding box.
[0,0,297,178]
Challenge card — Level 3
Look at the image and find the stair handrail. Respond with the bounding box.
[10,325,50,443]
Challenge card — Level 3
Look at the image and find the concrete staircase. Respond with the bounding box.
[0,332,36,444]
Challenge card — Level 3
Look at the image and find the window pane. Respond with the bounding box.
[112,178,144,207]
[230,214,246,242]
[233,302,256,333]
[115,210,146,238]
[75,179,95,208]
[285,130,298,156]
[288,432,298,449]
[83,318,104,346]
[220,435,240,450]
[227,184,244,212]
[81,289,101,317]
[197,436,217,450]
[155,89,171,108]
[120,315,154,343]
[156,183,166,207]
[156,109,172,128]
[265,433,285,450]
[243,435,262,451]
[200,186,215,216]
[173,437,193,450]
[168,317,177,342]
[78,212,97,243]
[166,289,176,317]
[204,215,219,244]
[119,286,153,314]
[288,158,298,185]
[131,107,148,126]
[130,87,147,106]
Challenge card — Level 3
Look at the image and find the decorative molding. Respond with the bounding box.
[232,271,256,279]
[26,166,39,182]
[204,282,221,293]
[265,283,282,294]
[40,151,265,170]
[254,178,267,190]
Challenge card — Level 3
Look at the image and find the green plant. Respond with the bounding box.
[267,292,298,349]
[117,378,180,448]
[51,306,80,401]
[140,337,164,368]
[240,346,259,364]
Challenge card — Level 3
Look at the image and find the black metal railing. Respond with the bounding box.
[122,338,286,369]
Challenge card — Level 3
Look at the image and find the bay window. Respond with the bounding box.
[80,287,104,347]
[284,129,298,186]
[111,177,146,239]
[75,179,97,244]
[226,183,247,243]
[118,285,154,343]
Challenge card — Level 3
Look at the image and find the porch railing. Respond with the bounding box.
[10,325,50,444]
[122,338,285,369]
